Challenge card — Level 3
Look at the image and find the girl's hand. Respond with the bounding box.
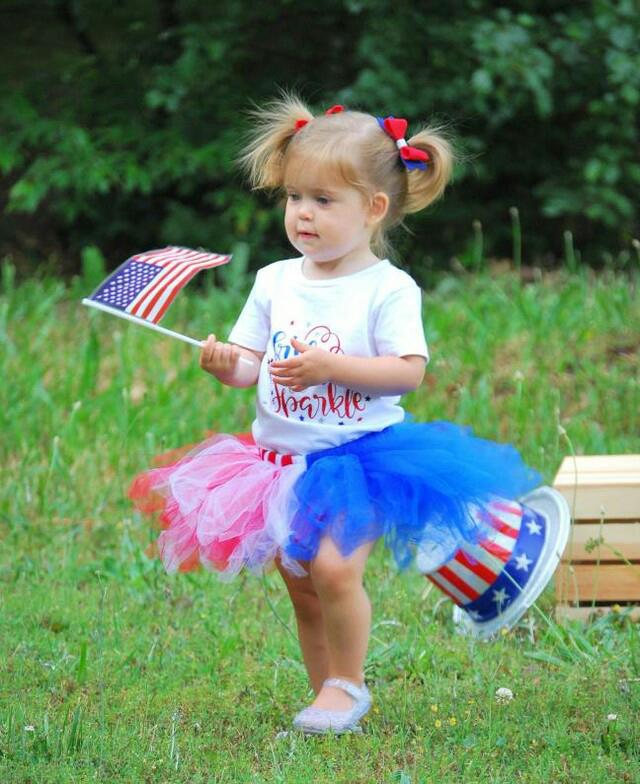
[200,334,240,380]
[269,338,336,392]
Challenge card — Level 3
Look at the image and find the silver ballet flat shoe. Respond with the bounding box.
[292,677,372,735]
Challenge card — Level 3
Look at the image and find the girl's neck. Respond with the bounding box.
[302,251,381,281]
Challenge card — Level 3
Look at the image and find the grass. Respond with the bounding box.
[1,260,639,783]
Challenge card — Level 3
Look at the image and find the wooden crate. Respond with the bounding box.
[553,454,640,621]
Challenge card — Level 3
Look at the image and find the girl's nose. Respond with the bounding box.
[298,199,313,219]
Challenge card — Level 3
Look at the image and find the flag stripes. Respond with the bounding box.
[128,249,230,323]
[427,572,471,605]
[87,246,231,326]
[427,500,525,608]
[454,550,498,584]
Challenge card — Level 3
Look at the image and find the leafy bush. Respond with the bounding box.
[1,0,638,274]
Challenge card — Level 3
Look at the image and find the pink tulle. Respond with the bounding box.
[129,435,306,577]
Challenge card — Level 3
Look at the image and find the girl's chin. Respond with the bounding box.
[295,246,345,264]
[290,240,353,265]
[292,247,334,264]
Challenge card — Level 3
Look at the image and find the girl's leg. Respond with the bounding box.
[276,557,329,695]
[308,537,377,711]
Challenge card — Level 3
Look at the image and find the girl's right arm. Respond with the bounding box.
[199,334,263,388]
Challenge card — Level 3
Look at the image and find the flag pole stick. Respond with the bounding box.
[82,299,254,366]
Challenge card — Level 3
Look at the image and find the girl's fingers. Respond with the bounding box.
[271,376,296,387]
[200,335,238,372]
[205,334,217,360]
[220,344,239,369]
[200,336,214,367]
[271,358,300,370]
[216,345,230,367]
[222,345,235,367]
[270,366,297,378]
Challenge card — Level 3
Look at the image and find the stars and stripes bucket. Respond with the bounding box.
[417,487,571,639]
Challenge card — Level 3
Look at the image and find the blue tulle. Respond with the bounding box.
[284,420,541,569]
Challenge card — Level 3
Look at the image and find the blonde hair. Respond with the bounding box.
[238,93,454,257]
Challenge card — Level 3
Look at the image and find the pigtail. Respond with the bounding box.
[402,126,454,214]
[238,93,314,190]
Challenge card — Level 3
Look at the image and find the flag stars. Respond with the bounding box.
[514,552,533,572]
[492,588,510,609]
[95,261,159,310]
[525,518,543,536]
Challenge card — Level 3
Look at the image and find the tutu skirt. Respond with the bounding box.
[129,421,541,579]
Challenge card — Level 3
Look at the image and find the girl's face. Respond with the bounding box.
[283,161,379,270]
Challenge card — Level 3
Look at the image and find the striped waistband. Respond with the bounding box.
[258,447,305,467]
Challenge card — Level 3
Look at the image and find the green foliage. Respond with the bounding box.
[1,1,639,274]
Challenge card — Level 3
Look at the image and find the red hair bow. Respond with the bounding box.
[377,116,430,171]
[294,104,345,132]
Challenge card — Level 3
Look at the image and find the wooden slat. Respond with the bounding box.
[552,484,640,519]
[561,522,640,561]
[555,605,640,622]
[555,563,640,602]
[555,454,640,476]
[553,455,640,519]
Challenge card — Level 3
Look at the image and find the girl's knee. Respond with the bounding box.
[310,536,374,597]
[310,549,361,598]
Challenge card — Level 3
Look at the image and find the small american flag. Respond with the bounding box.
[87,246,231,324]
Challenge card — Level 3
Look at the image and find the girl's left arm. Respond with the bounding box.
[269,338,426,395]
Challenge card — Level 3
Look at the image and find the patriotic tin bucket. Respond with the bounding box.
[417,487,570,639]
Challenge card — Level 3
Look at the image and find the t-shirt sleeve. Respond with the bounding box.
[227,270,270,352]
[372,284,430,362]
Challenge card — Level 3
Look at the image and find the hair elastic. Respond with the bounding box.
[294,104,345,133]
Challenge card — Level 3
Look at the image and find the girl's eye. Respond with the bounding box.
[287,192,300,201]
[316,196,330,205]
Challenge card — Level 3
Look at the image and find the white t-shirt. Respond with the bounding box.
[228,257,429,455]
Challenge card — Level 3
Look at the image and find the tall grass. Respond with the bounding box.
[1,259,639,782]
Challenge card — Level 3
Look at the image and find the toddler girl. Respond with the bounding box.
[130,95,541,734]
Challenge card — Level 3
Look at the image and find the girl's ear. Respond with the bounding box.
[368,191,390,225]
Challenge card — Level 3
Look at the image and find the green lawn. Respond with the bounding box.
[1,264,639,782]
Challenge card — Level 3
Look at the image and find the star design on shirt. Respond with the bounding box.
[514,552,534,572]
[492,588,510,610]
[525,518,543,536]
[365,396,371,402]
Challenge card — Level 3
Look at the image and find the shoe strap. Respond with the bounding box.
[323,678,365,700]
